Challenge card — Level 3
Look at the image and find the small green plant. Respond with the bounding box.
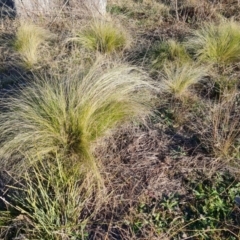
[187,19,240,66]
[71,20,131,54]
[184,172,240,239]
[156,108,175,128]
[159,62,206,100]
[170,146,187,159]
[160,193,179,212]
[13,22,53,68]
[131,172,240,239]
[131,193,181,236]
[151,39,191,69]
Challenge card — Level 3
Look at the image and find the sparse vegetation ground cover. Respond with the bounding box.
[1,0,240,239]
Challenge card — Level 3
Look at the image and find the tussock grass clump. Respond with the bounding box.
[71,20,131,54]
[13,22,53,68]
[0,60,154,176]
[151,40,191,70]
[8,157,96,239]
[187,20,240,65]
[160,62,206,99]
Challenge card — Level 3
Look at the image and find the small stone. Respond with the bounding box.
[235,196,240,206]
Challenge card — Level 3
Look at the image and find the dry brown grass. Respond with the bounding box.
[191,91,240,159]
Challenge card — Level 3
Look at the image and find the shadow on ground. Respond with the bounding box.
[0,0,15,18]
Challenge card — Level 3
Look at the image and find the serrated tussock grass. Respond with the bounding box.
[160,62,207,100]
[71,19,131,54]
[0,60,155,178]
[9,156,97,239]
[187,19,240,65]
[13,22,53,68]
[151,39,191,70]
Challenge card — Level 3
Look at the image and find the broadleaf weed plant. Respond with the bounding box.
[130,172,240,239]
